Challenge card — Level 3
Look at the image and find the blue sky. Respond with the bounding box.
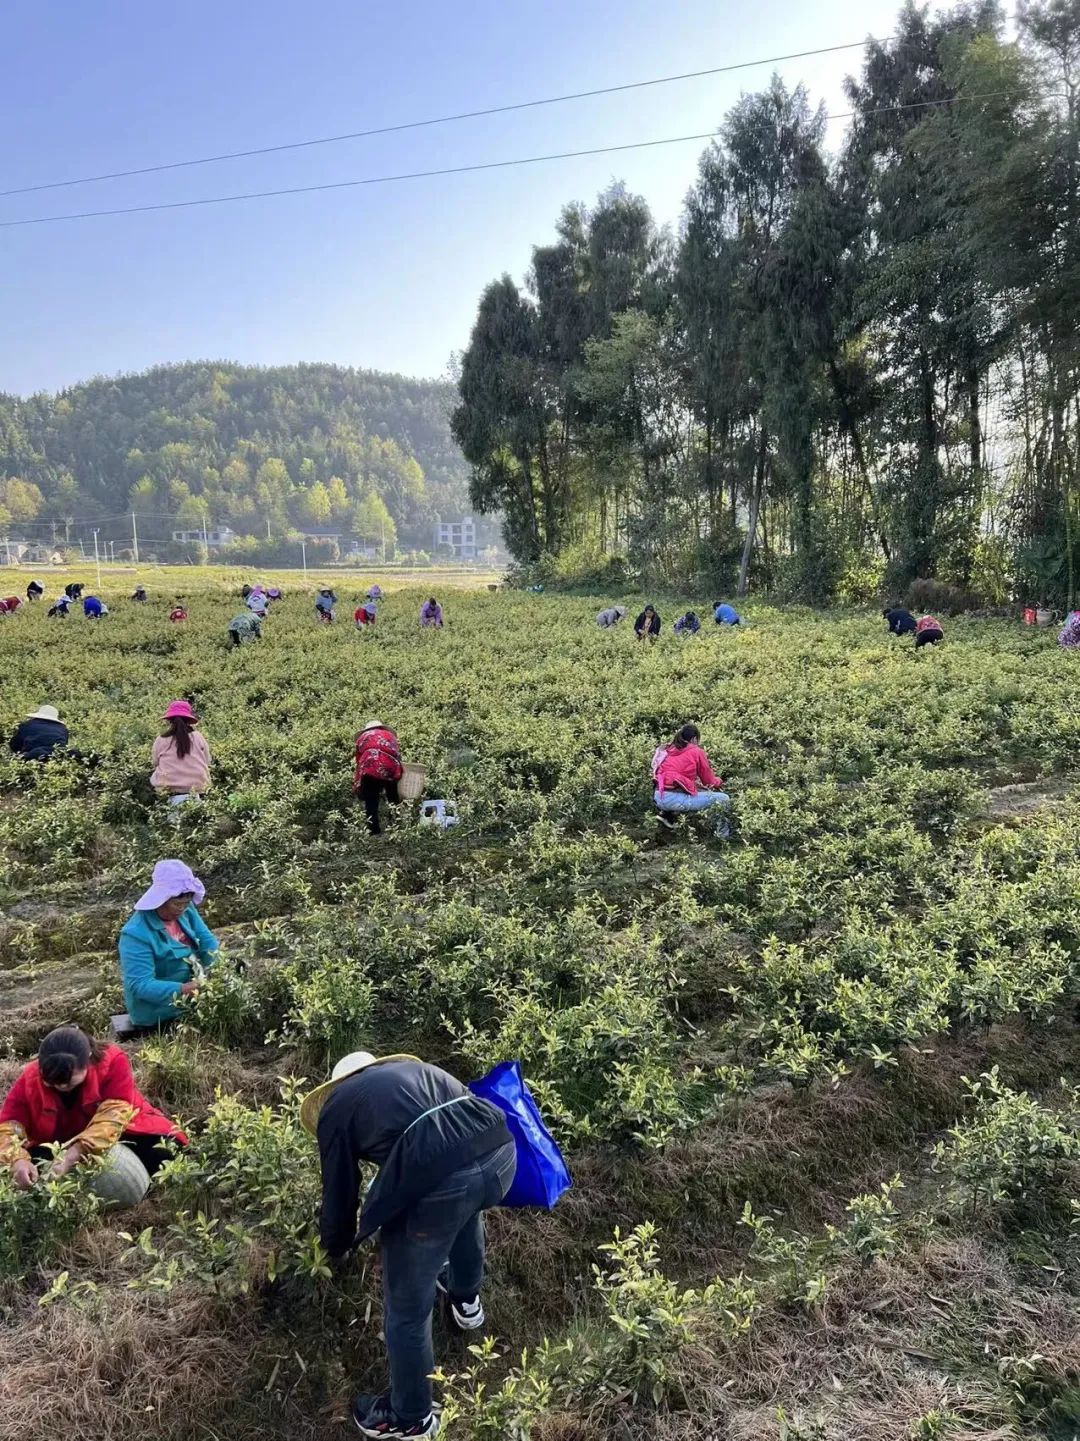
[1,0,905,395]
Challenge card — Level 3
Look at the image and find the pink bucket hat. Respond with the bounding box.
[134,859,206,912]
[163,699,197,721]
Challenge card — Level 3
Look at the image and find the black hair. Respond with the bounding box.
[427,596,438,606]
[38,1026,105,1088]
[671,723,700,750]
[644,604,655,614]
[164,714,197,759]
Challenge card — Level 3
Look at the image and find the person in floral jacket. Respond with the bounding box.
[353,720,404,835]
[0,1026,185,1192]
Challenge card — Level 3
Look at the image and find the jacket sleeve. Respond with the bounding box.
[71,1051,139,1154]
[185,906,220,965]
[696,749,722,788]
[119,925,185,1007]
[0,1070,34,1165]
[317,1128,362,1256]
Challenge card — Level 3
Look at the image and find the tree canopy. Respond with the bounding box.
[454,0,1080,607]
[0,361,469,552]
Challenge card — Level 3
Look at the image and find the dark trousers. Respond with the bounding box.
[358,775,400,834]
[915,629,944,648]
[379,1142,517,1423]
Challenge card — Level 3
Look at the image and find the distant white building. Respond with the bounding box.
[434,516,477,560]
[171,525,236,549]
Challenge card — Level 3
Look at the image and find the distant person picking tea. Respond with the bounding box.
[634,605,661,642]
[420,597,443,628]
[883,604,916,636]
[915,614,945,649]
[151,701,211,808]
[9,704,70,762]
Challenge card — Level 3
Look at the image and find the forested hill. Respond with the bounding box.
[0,362,469,549]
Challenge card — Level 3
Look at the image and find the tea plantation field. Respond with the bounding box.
[1,572,1079,1440]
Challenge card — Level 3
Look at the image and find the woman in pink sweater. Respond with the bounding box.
[151,700,211,807]
[652,724,731,836]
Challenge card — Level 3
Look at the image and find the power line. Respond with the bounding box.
[0,94,1019,231]
[0,40,877,200]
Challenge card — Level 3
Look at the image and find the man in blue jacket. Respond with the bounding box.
[302,1053,516,1440]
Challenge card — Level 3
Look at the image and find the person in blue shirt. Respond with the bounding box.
[117,860,219,1028]
[712,601,742,626]
[83,595,108,620]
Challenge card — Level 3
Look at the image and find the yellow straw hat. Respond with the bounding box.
[300,1050,420,1135]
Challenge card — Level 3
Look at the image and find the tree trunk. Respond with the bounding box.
[827,352,890,562]
[737,429,767,596]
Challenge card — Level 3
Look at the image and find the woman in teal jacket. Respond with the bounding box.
[118,860,219,1027]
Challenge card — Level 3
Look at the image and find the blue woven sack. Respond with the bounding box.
[469,1060,571,1209]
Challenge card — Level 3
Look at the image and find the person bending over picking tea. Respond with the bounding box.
[117,860,219,1028]
[0,1026,186,1195]
[712,601,742,626]
[883,603,916,636]
[674,611,701,635]
[596,605,627,628]
[228,611,262,646]
[652,724,731,836]
[915,614,945,649]
[420,596,443,628]
[353,720,403,835]
[9,703,70,762]
[302,1051,516,1440]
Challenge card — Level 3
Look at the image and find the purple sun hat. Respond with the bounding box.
[134,859,206,912]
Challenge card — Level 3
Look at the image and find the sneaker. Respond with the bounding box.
[657,813,679,831]
[352,1393,439,1438]
[436,1274,486,1330]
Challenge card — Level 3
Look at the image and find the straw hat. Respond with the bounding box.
[299,1050,420,1134]
[361,719,386,733]
[27,705,60,722]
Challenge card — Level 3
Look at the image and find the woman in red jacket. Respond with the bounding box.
[0,1026,186,1192]
[652,724,731,836]
[353,719,404,836]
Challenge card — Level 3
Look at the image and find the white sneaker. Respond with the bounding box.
[436,1276,486,1330]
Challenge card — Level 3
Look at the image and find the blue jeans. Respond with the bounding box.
[379,1141,517,1422]
[654,788,731,835]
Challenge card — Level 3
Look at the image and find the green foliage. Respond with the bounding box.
[0,1156,101,1280]
[931,1069,1080,1212]
[126,1081,333,1299]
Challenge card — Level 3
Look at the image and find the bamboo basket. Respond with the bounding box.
[398,763,426,800]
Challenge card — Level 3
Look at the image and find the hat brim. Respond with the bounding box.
[134,877,206,912]
[299,1053,420,1135]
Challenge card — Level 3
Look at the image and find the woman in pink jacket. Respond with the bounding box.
[652,724,731,836]
[151,700,212,808]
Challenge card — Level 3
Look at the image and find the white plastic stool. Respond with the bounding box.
[419,799,459,830]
